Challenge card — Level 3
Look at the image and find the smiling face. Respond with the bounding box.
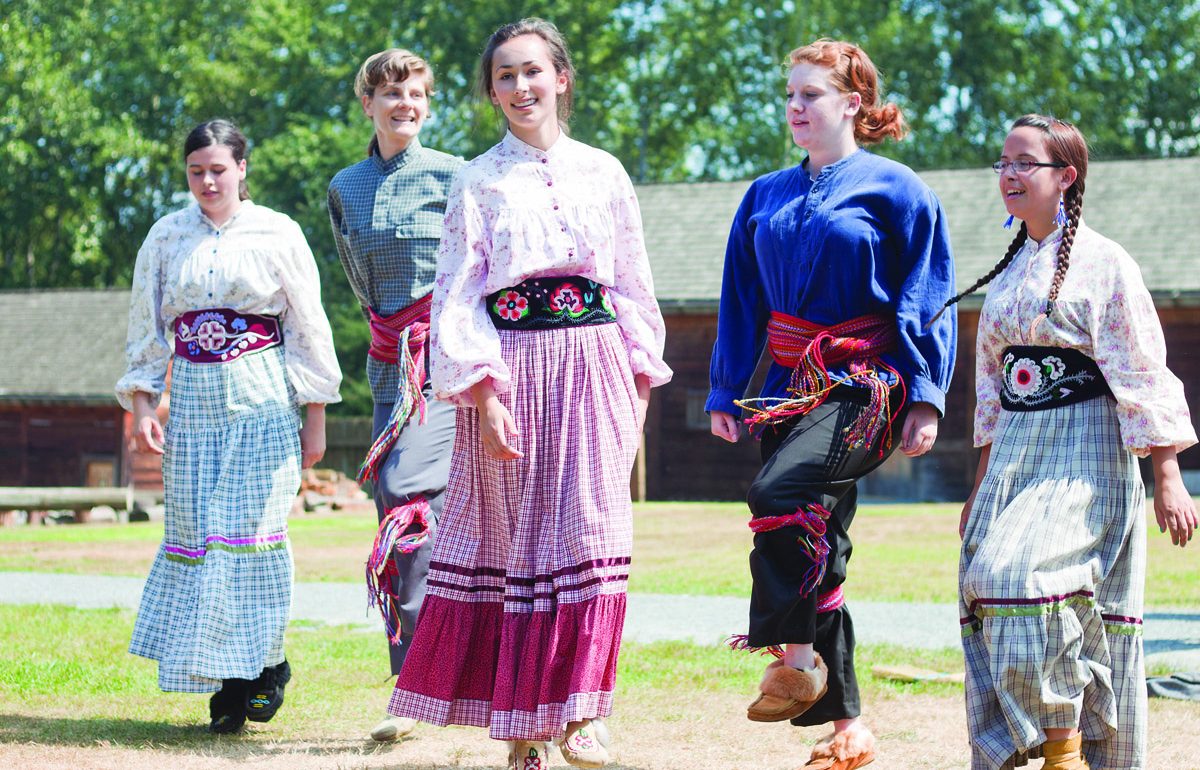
[998,125,1077,240]
[363,76,429,158]
[489,33,569,149]
[786,63,860,153]
[186,144,245,224]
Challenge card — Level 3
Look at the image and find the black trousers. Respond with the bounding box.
[745,386,902,725]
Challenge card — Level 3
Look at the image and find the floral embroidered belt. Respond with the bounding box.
[487,275,616,330]
[1000,345,1113,411]
[174,308,282,364]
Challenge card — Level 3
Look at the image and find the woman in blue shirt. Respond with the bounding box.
[707,39,956,769]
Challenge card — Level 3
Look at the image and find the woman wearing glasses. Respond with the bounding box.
[708,39,955,769]
[938,115,1197,769]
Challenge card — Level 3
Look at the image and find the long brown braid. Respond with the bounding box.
[927,114,1089,328]
[1043,185,1084,315]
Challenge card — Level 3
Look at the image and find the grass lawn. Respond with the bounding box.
[3,501,1194,606]
[2,604,1196,770]
[0,602,963,741]
[630,501,1200,606]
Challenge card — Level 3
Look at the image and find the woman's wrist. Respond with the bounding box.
[1150,446,1181,483]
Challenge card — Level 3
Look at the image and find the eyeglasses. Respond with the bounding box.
[992,159,1068,174]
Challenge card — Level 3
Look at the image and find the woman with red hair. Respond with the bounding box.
[708,39,956,769]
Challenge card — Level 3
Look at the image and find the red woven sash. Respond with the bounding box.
[738,312,904,452]
[368,294,432,367]
[765,312,897,369]
[358,295,433,483]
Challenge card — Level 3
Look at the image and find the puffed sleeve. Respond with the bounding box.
[115,223,171,412]
[706,182,769,415]
[277,219,342,404]
[607,168,672,387]
[891,186,956,415]
[1092,251,1196,456]
[972,300,1005,447]
[430,171,507,406]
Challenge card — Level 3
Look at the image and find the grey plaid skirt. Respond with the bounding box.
[959,396,1147,770]
[130,347,301,692]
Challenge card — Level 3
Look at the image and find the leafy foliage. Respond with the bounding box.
[3,0,1198,413]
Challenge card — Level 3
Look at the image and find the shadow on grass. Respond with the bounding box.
[0,713,432,762]
[0,714,663,769]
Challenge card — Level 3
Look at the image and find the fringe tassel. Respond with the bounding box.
[738,349,902,455]
[749,504,834,597]
[842,361,906,456]
[365,497,431,645]
[357,327,427,484]
[726,634,784,658]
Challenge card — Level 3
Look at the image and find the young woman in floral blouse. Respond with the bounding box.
[118,119,341,733]
[944,115,1197,770]
[386,18,671,770]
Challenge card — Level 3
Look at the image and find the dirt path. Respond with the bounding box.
[4,690,1197,769]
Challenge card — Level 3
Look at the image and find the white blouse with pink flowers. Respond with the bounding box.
[430,131,672,404]
[974,220,1196,456]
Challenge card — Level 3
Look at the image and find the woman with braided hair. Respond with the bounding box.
[951,115,1197,769]
[708,39,956,769]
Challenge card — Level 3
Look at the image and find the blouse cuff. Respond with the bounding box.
[705,387,742,416]
[436,366,511,408]
[906,375,946,417]
[629,347,673,389]
[115,380,162,413]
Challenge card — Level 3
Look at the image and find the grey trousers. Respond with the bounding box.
[371,388,455,676]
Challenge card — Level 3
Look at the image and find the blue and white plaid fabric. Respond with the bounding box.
[960,397,1147,769]
[130,346,301,692]
[327,142,464,404]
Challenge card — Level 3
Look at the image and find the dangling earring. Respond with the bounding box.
[1054,197,1068,227]
[1003,214,1014,229]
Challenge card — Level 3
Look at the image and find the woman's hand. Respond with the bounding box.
[131,391,165,455]
[1151,446,1197,547]
[634,375,651,434]
[471,379,523,461]
[710,410,740,443]
[299,404,326,469]
[900,402,939,457]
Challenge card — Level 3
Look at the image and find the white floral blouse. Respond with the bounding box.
[974,220,1196,456]
[116,201,342,411]
[430,131,672,404]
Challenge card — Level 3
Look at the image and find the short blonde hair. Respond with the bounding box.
[353,48,435,99]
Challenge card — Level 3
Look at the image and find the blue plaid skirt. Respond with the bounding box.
[130,346,301,692]
[960,397,1146,769]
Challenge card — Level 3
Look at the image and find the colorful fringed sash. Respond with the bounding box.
[357,295,432,484]
[365,497,431,645]
[737,312,905,452]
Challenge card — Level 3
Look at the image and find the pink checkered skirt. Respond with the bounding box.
[389,323,640,741]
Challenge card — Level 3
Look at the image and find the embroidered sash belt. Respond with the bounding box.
[487,276,616,330]
[999,345,1112,412]
[358,295,433,484]
[736,312,904,451]
[174,308,281,364]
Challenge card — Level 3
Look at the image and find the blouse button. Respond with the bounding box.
[553,204,560,211]
[540,158,548,164]
[546,180,553,187]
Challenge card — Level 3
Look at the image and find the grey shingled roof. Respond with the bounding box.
[0,288,131,404]
[639,156,1200,306]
